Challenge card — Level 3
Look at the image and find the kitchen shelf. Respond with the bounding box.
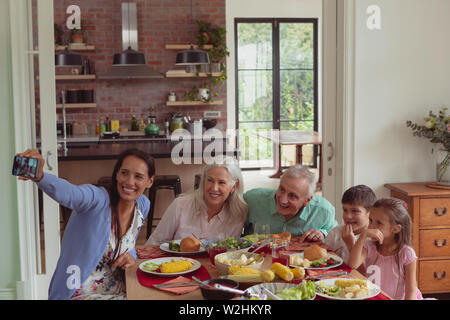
[55,44,96,51]
[56,74,96,80]
[165,44,213,50]
[165,72,223,78]
[166,100,223,107]
[37,103,97,109]
[56,103,97,109]
[36,75,96,80]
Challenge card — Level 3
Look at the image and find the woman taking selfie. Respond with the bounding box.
[16,148,155,300]
[146,157,248,245]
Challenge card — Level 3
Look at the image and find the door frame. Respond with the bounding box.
[11,0,60,300]
[322,0,356,222]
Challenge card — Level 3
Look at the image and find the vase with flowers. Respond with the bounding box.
[406,107,450,186]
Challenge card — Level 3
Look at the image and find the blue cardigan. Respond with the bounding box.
[37,173,150,300]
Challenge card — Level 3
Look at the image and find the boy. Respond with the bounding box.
[324,185,376,263]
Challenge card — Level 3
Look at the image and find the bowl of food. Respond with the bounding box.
[199,279,239,300]
[214,251,265,275]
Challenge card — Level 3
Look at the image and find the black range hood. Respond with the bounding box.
[99,2,163,79]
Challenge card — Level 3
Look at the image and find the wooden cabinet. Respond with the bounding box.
[385,182,450,294]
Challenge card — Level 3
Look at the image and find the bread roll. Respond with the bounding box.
[180,237,201,252]
[303,244,327,261]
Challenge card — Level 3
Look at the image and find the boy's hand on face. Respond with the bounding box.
[341,224,355,248]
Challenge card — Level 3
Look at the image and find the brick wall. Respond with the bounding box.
[45,0,226,133]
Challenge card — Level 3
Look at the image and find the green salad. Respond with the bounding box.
[251,281,316,300]
[316,282,341,297]
[142,262,160,272]
[275,281,316,300]
[169,240,180,252]
[206,237,252,250]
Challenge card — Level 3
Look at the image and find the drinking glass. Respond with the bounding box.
[254,223,270,240]
[271,238,290,266]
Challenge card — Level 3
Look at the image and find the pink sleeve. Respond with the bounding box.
[363,239,377,266]
[399,245,417,266]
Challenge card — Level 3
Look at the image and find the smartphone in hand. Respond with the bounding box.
[12,155,40,179]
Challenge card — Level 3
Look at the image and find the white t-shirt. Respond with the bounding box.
[145,194,245,245]
[324,224,361,263]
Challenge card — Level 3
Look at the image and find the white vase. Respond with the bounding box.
[436,149,450,186]
[198,88,210,101]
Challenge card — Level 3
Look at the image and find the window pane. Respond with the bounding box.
[237,23,272,70]
[279,70,314,126]
[238,123,274,168]
[238,70,273,122]
[280,23,314,69]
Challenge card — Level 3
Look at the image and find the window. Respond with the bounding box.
[235,18,318,169]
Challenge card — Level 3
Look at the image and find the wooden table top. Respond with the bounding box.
[125,249,377,300]
[256,130,322,146]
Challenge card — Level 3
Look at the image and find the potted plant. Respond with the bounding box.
[70,28,85,44]
[406,107,450,186]
[54,23,64,45]
[184,20,229,104]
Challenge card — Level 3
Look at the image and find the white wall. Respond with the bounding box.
[225,0,323,131]
[351,0,450,196]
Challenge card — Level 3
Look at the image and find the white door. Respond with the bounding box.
[11,0,60,300]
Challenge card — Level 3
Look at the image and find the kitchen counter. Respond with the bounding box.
[56,138,237,161]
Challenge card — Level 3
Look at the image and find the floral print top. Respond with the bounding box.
[71,204,145,300]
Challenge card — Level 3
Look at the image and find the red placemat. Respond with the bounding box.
[137,246,208,259]
[136,265,211,288]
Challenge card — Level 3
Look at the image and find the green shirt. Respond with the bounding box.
[243,188,338,237]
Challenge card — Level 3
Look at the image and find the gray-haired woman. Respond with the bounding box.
[145,157,248,245]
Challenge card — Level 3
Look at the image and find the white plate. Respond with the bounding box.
[159,240,206,255]
[246,282,316,300]
[138,257,201,277]
[315,278,381,300]
[289,252,343,270]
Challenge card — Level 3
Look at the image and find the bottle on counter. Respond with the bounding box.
[105,117,111,132]
[131,115,138,131]
[100,117,106,134]
[139,119,145,131]
[164,118,170,137]
[95,120,100,136]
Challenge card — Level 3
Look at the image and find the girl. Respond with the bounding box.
[348,198,422,300]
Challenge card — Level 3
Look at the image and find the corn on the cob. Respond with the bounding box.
[229,265,262,275]
[160,260,192,273]
[291,266,305,279]
[334,279,368,288]
[270,262,294,281]
[262,270,275,282]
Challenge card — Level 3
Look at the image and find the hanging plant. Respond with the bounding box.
[185,20,229,104]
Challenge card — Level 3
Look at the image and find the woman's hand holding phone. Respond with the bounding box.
[15,149,45,182]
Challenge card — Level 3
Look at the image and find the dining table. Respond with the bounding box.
[125,240,392,300]
[256,130,322,187]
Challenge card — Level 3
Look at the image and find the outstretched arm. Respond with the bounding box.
[17,149,107,213]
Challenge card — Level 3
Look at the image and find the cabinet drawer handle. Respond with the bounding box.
[434,208,447,216]
[434,271,447,280]
[434,239,447,248]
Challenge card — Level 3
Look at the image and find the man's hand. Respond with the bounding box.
[299,229,324,242]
